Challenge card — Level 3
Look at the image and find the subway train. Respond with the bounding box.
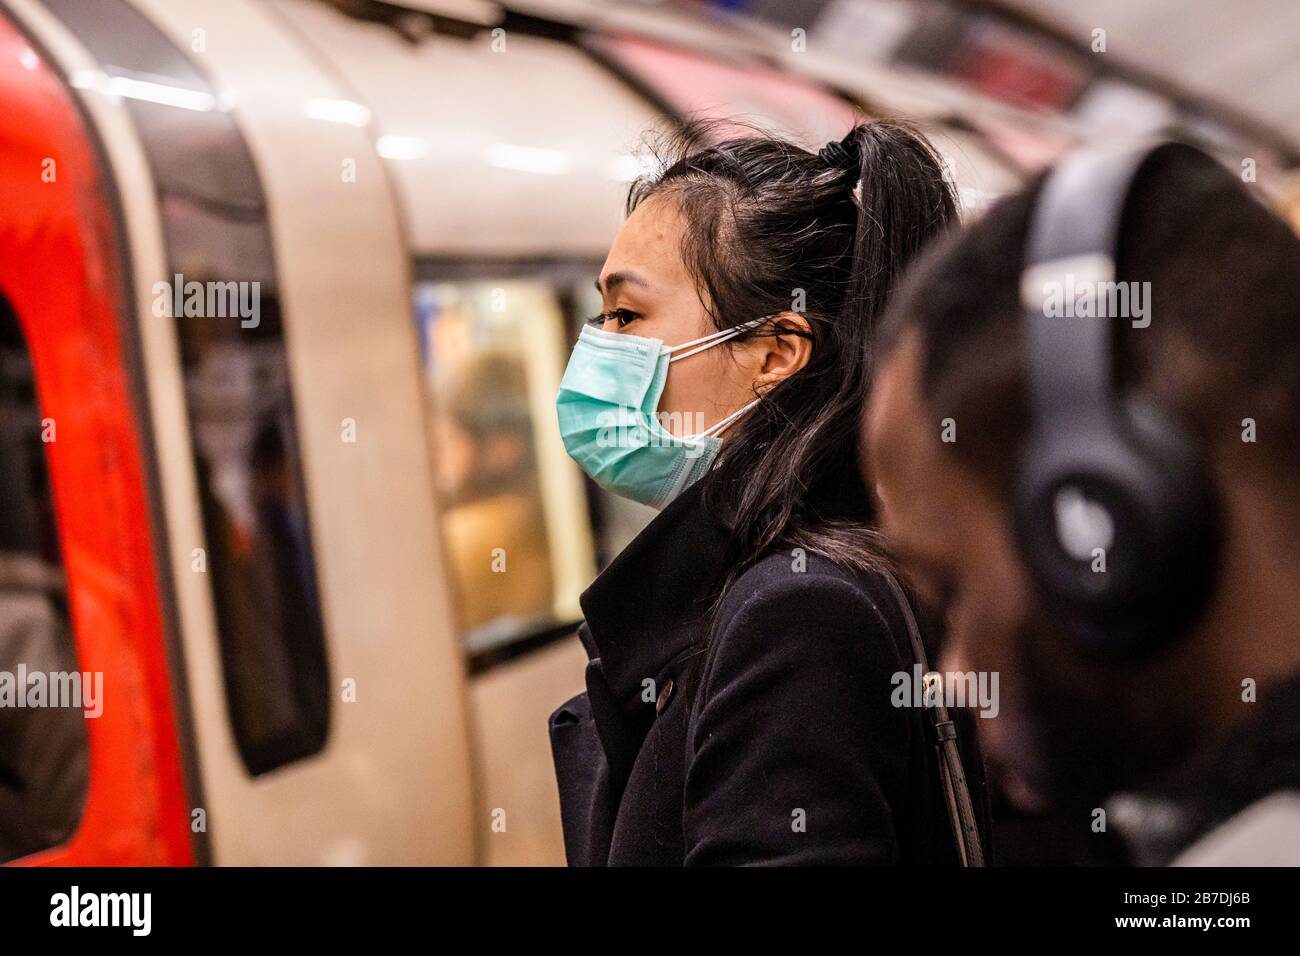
[1,0,1293,866]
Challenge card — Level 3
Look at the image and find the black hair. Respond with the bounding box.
[628,118,958,578]
[880,145,1300,493]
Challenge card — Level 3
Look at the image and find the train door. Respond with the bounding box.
[0,10,194,866]
[8,0,478,864]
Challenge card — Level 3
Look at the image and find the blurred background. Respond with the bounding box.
[0,0,1296,866]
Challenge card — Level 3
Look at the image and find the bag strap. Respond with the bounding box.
[879,571,986,867]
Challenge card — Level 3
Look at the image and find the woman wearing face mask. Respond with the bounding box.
[550,121,982,866]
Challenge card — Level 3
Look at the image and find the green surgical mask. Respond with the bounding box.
[556,319,767,508]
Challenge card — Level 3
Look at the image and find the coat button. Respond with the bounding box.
[655,678,675,714]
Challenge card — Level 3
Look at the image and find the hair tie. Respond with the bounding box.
[818,136,857,170]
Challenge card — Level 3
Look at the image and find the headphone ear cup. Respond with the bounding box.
[1014,425,1151,649]
[1013,404,1219,654]
[1118,396,1221,629]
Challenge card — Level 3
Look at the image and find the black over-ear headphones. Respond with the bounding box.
[1013,141,1221,654]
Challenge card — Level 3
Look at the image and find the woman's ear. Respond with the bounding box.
[752,311,813,392]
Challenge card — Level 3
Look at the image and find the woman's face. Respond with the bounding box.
[594,193,770,437]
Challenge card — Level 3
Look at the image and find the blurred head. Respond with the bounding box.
[437,352,534,501]
[866,145,1300,810]
[602,119,956,570]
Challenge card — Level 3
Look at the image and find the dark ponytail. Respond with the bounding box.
[627,118,958,582]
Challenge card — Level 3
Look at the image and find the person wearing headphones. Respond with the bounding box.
[549,120,986,866]
[866,141,1300,865]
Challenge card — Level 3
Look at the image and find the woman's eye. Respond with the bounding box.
[585,309,639,329]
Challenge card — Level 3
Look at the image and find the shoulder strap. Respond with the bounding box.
[879,571,986,866]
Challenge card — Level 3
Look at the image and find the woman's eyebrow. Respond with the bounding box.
[596,270,650,295]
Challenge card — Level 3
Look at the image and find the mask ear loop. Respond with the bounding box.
[697,397,761,439]
[669,313,777,438]
[665,315,775,364]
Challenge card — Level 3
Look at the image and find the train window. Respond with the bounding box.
[178,297,331,776]
[415,278,598,654]
[0,293,89,862]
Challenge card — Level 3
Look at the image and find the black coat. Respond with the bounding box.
[548,478,986,865]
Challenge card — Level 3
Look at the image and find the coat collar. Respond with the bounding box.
[579,475,729,710]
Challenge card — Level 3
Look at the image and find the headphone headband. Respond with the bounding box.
[1021,142,1163,431]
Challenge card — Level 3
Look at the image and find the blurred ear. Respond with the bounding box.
[751,311,812,392]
